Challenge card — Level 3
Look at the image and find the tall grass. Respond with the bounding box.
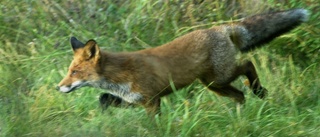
[0,0,319,136]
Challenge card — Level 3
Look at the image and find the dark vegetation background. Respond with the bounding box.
[0,0,319,136]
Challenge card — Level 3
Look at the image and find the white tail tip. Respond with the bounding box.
[295,9,310,22]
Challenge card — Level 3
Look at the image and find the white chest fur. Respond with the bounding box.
[91,80,143,103]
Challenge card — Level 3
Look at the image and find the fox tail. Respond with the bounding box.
[229,8,309,52]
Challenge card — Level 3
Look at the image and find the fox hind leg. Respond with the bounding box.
[206,85,245,104]
[201,60,267,103]
[242,61,268,99]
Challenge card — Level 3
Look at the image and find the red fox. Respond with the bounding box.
[57,9,309,115]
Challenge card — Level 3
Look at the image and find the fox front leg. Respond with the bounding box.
[99,93,133,111]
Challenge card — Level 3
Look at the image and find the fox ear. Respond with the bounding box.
[83,39,100,60]
[70,37,85,51]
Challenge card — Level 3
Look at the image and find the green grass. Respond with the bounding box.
[0,0,319,136]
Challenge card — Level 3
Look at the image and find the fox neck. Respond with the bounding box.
[93,52,143,103]
[99,51,137,83]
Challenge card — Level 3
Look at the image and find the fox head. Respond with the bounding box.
[56,37,103,93]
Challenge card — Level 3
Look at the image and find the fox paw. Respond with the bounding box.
[254,87,268,99]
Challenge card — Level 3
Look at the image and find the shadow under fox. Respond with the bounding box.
[57,9,309,115]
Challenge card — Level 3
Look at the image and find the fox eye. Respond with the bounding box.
[71,70,77,76]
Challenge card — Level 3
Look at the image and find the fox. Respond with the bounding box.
[57,9,309,115]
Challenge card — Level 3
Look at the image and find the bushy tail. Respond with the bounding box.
[230,9,309,52]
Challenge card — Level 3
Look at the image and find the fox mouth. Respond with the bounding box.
[57,81,86,93]
[57,85,79,93]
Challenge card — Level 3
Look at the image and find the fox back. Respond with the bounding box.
[57,9,309,115]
